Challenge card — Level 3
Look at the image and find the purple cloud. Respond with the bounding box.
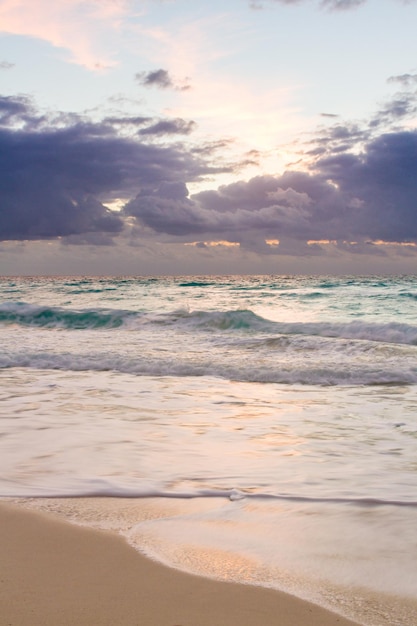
[0,97,217,241]
[135,69,191,92]
[125,130,417,252]
[139,118,196,136]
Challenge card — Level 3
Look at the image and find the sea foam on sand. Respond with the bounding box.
[5,496,417,626]
[0,500,364,626]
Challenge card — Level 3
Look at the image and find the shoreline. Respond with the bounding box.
[0,500,362,626]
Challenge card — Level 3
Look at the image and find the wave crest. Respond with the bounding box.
[1,302,417,346]
[0,302,134,329]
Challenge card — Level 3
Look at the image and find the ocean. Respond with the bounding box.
[1,275,416,625]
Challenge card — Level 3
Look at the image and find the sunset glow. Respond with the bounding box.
[1,0,417,274]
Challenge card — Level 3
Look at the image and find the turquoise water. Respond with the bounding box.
[1,275,416,625]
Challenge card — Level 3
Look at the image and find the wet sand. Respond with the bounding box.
[0,501,362,626]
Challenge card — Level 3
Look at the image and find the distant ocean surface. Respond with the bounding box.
[1,275,417,626]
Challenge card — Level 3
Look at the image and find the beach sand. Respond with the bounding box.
[0,501,361,626]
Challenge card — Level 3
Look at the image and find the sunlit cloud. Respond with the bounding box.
[0,0,134,69]
[307,240,336,245]
[184,240,240,248]
[372,240,417,247]
[2,0,417,273]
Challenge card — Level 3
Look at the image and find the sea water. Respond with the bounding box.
[1,275,416,625]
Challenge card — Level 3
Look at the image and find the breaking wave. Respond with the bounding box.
[0,302,136,329]
[1,302,417,345]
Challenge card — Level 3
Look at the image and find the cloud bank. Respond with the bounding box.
[0,96,213,241]
[124,130,417,253]
[1,91,417,260]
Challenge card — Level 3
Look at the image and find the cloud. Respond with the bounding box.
[388,73,417,87]
[137,69,173,89]
[373,74,417,128]
[124,172,344,245]
[136,69,191,92]
[0,61,14,70]
[0,95,43,129]
[138,118,196,136]
[305,81,417,161]
[0,0,131,69]
[297,120,370,165]
[320,0,365,9]
[0,96,216,241]
[317,131,417,242]
[124,128,417,253]
[373,94,417,126]
[3,91,417,261]
[253,0,409,9]
[103,115,151,128]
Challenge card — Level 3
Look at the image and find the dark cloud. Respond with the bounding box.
[369,81,417,132]
[139,118,196,136]
[3,90,417,259]
[307,81,417,160]
[368,73,417,130]
[305,121,370,161]
[135,69,191,92]
[124,129,417,253]
[0,95,44,129]
[103,115,151,127]
[317,131,417,242]
[0,96,217,242]
[373,94,417,125]
[124,172,345,243]
[0,61,14,70]
[138,69,173,89]
[191,139,235,156]
[325,124,364,141]
[125,182,208,236]
[0,96,28,125]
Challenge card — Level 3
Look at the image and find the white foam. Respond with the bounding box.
[14,495,417,626]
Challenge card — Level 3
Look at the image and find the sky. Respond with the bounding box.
[1,0,417,275]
